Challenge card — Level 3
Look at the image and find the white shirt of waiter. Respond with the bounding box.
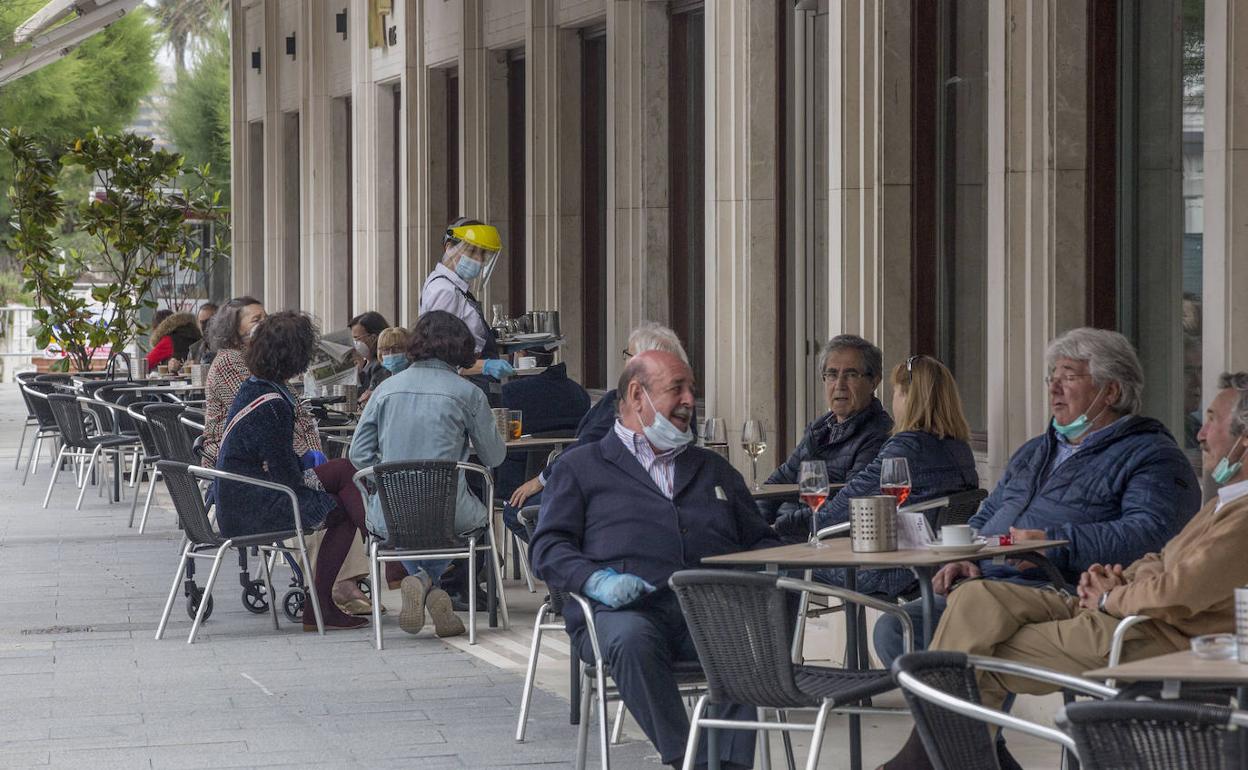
[418,262,489,355]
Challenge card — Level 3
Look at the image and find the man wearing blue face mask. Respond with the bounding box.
[873,327,1202,677]
[531,350,780,770]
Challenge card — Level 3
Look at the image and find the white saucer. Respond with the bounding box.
[925,540,988,556]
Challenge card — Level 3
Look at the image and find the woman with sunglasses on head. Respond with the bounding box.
[776,353,979,597]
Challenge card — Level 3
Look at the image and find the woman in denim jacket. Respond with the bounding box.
[349,311,506,637]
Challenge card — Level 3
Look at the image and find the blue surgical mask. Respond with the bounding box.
[454,255,482,281]
[1052,385,1108,441]
[1212,437,1245,485]
[641,388,694,451]
[382,354,408,374]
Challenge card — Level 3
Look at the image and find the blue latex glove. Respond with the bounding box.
[483,358,515,379]
[300,450,329,470]
[582,568,656,609]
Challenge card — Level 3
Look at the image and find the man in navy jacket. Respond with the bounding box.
[874,328,1202,669]
[531,351,779,770]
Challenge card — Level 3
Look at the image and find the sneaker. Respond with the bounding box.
[426,588,466,638]
[398,576,428,635]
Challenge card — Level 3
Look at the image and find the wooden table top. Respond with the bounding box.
[1085,649,1248,684]
[703,538,1069,569]
[505,435,574,450]
[749,483,846,500]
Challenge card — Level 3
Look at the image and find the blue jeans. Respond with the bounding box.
[399,559,450,585]
[873,594,947,668]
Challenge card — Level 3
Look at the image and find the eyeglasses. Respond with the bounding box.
[1043,373,1094,386]
[906,355,925,372]
[821,369,865,383]
[622,348,633,360]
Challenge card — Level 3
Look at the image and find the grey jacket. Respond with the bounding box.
[349,358,506,537]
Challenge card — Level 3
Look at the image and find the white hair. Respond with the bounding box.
[628,322,688,363]
[1045,327,1144,415]
[1218,372,1248,437]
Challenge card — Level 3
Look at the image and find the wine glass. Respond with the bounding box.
[741,419,767,490]
[799,461,830,548]
[880,457,912,507]
[702,417,728,458]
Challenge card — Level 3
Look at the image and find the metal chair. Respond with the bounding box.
[143,403,198,464]
[892,651,1119,770]
[14,371,42,471]
[42,394,138,510]
[1058,699,1248,769]
[125,401,167,532]
[18,381,61,485]
[351,460,510,648]
[669,569,917,770]
[153,460,324,644]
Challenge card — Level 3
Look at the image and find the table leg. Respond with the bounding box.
[112,451,121,502]
[845,568,862,770]
[915,567,936,649]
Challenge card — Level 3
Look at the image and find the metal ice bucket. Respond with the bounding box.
[849,495,898,553]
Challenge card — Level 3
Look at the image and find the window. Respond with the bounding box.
[669,7,706,386]
[581,32,608,389]
[507,54,527,316]
[1181,1,1204,452]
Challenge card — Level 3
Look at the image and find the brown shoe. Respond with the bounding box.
[427,588,466,638]
[398,576,428,635]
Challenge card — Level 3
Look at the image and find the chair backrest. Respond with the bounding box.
[154,460,223,546]
[128,402,163,459]
[668,569,810,708]
[368,460,465,551]
[933,488,990,529]
[46,394,94,449]
[892,651,1001,770]
[34,373,72,386]
[21,382,59,431]
[94,385,142,435]
[1060,700,1242,770]
[518,505,564,614]
[15,371,39,385]
[144,404,197,464]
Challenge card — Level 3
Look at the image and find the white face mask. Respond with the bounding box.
[641,388,694,451]
[353,339,370,358]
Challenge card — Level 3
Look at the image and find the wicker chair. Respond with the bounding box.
[143,404,198,465]
[352,460,510,648]
[18,381,61,486]
[669,569,917,770]
[14,371,43,471]
[1058,699,1248,769]
[153,460,324,644]
[892,651,1118,770]
[41,394,139,511]
[125,401,168,532]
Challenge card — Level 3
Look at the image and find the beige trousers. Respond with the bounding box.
[299,530,371,585]
[931,579,1182,710]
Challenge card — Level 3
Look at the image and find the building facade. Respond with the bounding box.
[230,0,1240,484]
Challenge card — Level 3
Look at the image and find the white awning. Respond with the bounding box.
[1,0,141,87]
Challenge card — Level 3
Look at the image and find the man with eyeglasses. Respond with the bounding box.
[760,334,895,531]
[874,327,1201,664]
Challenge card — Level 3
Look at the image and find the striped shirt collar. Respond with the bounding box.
[613,419,686,497]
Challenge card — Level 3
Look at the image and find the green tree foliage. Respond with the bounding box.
[0,2,158,266]
[164,23,231,203]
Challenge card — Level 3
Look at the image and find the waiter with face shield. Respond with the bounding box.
[418,217,514,381]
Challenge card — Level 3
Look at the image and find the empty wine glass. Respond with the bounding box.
[799,461,830,548]
[741,419,767,490]
[702,417,729,459]
[880,457,912,507]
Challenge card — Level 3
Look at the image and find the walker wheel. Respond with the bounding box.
[282,588,305,623]
[186,588,214,621]
[242,581,270,614]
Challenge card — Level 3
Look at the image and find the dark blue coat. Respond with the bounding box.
[970,416,1201,583]
[496,363,591,496]
[530,431,781,634]
[759,398,894,522]
[214,378,335,537]
[816,431,978,528]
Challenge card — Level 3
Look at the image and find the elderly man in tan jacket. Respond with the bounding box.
[881,371,1248,770]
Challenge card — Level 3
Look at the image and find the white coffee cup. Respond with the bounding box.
[517,356,537,370]
[940,524,973,546]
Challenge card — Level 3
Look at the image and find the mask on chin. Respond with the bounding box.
[1052,385,1109,441]
[1213,436,1246,485]
[641,388,694,451]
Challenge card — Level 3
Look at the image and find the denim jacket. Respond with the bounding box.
[348,359,506,537]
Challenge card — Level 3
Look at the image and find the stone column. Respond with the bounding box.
[228,0,260,298]
[606,0,670,360]
[402,0,434,323]
[704,0,781,474]
[526,0,585,379]
[1203,0,1248,390]
[349,1,382,316]
[262,0,296,310]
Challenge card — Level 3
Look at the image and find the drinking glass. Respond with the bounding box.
[798,461,830,548]
[741,419,767,490]
[509,409,524,440]
[702,417,728,458]
[880,457,912,506]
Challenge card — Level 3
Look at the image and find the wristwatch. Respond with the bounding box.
[1097,591,1110,613]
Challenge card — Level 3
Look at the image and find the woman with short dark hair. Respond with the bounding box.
[349,310,506,638]
[214,311,370,631]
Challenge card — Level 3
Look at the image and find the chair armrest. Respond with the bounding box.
[186,465,307,539]
[815,521,850,539]
[896,669,1078,753]
[967,655,1118,699]
[897,496,951,515]
[1108,615,1149,668]
[456,461,495,513]
[776,575,916,655]
[565,592,604,665]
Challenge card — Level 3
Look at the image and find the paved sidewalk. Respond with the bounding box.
[0,387,659,770]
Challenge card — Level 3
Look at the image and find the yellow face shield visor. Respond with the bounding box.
[447,223,502,253]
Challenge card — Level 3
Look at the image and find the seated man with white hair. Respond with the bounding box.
[874,327,1201,669]
[502,321,690,540]
[880,370,1248,770]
